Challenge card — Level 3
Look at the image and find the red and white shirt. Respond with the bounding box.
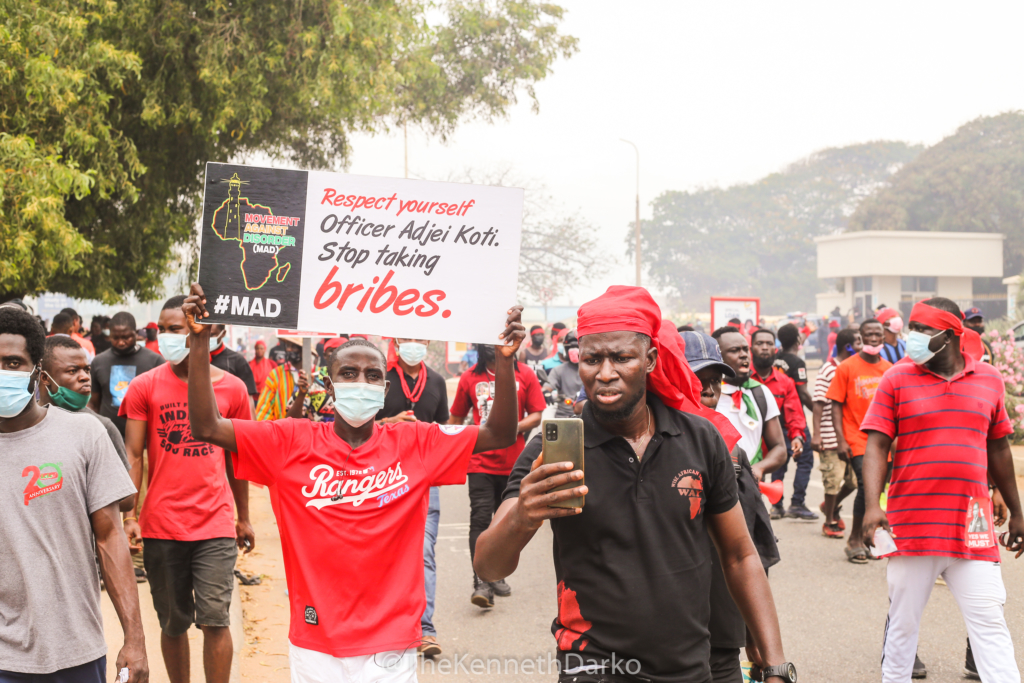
[861,354,1012,561]
[231,419,478,657]
[450,365,547,475]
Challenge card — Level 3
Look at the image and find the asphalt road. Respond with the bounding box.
[420,465,1024,682]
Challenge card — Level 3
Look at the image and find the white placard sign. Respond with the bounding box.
[197,163,524,343]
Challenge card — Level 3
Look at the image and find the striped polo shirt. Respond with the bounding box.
[861,355,1011,561]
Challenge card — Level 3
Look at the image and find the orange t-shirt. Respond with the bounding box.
[825,354,892,456]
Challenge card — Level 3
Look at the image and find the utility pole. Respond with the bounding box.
[620,139,641,286]
[404,121,409,179]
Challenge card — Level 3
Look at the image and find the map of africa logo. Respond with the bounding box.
[210,173,299,290]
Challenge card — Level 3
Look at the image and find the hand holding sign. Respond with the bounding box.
[497,305,526,358]
[196,163,523,343]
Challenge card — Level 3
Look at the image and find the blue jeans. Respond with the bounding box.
[771,426,813,507]
[421,486,441,637]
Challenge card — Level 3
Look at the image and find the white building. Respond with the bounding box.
[815,231,1005,319]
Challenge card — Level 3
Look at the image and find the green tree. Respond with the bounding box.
[637,141,922,313]
[848,112,1024,278]
[0,0,577,303]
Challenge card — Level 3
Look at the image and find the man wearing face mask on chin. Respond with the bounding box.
[119,295,255,683]
[89,311,165,440]
[377,338,452,657]
[182,283,526,683]
[826,318,891,564]
[877,308,906,364]
[40,336,133,500]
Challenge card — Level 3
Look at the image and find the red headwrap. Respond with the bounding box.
[961,328,984,361]
[577,286,740,451]
[909,302,963,336]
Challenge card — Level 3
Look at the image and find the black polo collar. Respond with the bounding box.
[581,393,683,448]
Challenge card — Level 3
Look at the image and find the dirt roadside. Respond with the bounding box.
[235,484,292,682]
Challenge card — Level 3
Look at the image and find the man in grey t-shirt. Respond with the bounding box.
[89,310,164,438]
[0,307,148,682]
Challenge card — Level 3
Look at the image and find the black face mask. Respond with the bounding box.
[531,334,545,346]
[286,350,302,366]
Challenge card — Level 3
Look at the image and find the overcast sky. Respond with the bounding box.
[345,1,1024,306]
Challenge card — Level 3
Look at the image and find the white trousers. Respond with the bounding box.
[290,643,417,683]
[882,555,1019,683]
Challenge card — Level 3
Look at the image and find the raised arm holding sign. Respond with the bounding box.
[182,282,525,678]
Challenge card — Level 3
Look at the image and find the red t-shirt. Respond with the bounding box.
[231,419,479,657]
[450,365,547,475]
[861,355,1011,561]
[120,363,251,540]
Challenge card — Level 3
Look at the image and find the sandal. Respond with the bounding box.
[845,546,868,564]
[820,502,846,530]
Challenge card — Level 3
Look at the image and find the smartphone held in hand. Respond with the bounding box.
[542,419,585,509]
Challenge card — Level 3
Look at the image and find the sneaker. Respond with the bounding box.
[785,504,820,520]
[964,639,979,679]
[134,567,148,584]
[770,503,785,520]
[822,522,844,539]
[912,653,927,679]
[418,635,442,658]
[471,581,494,609]
[489,579,512,597]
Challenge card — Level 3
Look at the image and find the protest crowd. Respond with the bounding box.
[3,285,1024,683]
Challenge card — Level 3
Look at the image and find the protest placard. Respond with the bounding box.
[710,296,760,333]
[197,162,524,343]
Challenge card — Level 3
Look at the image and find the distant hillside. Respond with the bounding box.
[639,141,923,312]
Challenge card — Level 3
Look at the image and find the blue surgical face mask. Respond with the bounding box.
[158,333,189,365]
[398,342,427,366]
[906,330,946,365]
[558,343,566,356]
[209,334,223,353]
[0,368,37,418]
[333,382,386,427]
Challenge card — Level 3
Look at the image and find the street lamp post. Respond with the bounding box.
[620,139,641,286]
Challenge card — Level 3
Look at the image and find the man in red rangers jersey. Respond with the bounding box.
[182,283,525,683]
[862,298,1024,683]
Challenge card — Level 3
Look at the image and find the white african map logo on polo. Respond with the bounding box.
[302,463,409,510]
[440,425,466,435]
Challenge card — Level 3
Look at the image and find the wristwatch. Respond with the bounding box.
[756,662,797,682]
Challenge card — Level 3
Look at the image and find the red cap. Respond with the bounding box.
[323,337,347,353]
[876,308,900,325]
[145,322,158,330]
[828,320,840,329]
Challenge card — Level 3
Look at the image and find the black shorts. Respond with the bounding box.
[143,537,236,636]
[0,656,105,683]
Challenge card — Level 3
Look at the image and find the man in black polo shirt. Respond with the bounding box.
[475,286,792,683]
[376,337,450,659]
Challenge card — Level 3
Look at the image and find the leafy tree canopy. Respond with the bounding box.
[848,112,1024,278]
[0,0,577,302]
[637,141,922,313]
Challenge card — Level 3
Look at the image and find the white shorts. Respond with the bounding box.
[290,643,417,683]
